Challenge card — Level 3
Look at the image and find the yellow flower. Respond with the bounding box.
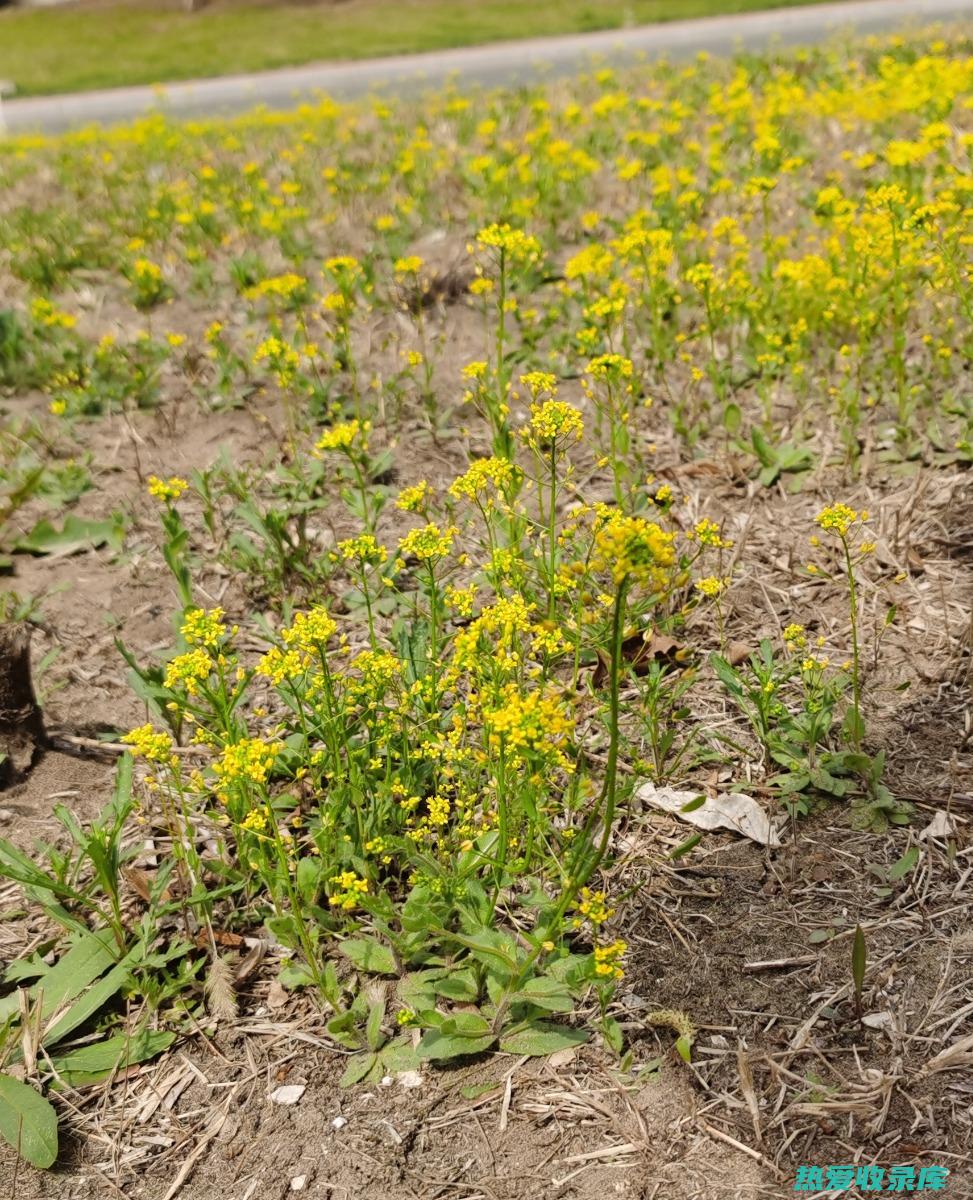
[180,607,227,650]
[783,623,807,650]
[396,480,431,512]
[123,723,175,764]
[593,512,676,588]
[448,457,516,502]
[147,475,189,502]
[213,738,281,790]
[694,576,727,598]
[526,400,584,445]
[281,607,337,651]
[398,523,455,563]
[394,255,423,274]
[689,518,732,549]
[474,222,541,263]
[164,648,212,693]
[815,503,862,538]
[593,939,627,980]
[336,533,388,566]
[316,419,370,454]
[520,370,557,398]
[461,360,488,381]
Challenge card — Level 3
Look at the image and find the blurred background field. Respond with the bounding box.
[0,0,838,95]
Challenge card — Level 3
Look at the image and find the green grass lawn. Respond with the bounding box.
[0,0,840,97]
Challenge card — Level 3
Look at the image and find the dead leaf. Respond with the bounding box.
[234,940,267,985]
[638,782,782,847]
[266,979,289,1009]
[919,812,963,841]
[592,630,690,688]
[726,641,753,667]
[122,866,172,904]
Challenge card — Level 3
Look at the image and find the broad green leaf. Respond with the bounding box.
[49,1029,175,1088]
[365,1000,385,1052]
[13,513,126,558]
[0,1074,58,1168]
[433,970,479,1002]
[43,944,142,1048]
[888,847,920,881]
[509,977,573,1013]
[339,938,397,976]
[380,1038,421,1074]
[416,1030,496,1061]
[339,1052,377,1088]
[442,1011,492,1037]
[675,1033,692,1063]
[0,928,117,1026]
[499,1022,588,1056]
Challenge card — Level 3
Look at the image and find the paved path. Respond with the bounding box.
[3,0,972,134]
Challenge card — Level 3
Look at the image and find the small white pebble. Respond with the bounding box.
[290,1176,307,1192]
[331,1115,348,1130]
[380,1074,394,1087]
[269,1084,306,1106]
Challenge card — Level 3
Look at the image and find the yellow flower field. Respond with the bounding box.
[0,27,970,1195]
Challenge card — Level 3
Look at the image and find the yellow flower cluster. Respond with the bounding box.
[181,607,228,650]
[448,456,516,502]
[574,887,615,926]
[694,576,727,598]
[397,522,456,563]
[123,723,176,764]
[330,871,369,911]
[147,475,189,502]
[474,223,541,263]
[316,419,370,453]
[816,503,866,538]
[592,512,676,587]
[526,400,584,445]
[483,684,574,763]
[689,519,732,549]
[396,480,432,512]
[164,648,212,693]
[336,533,388,566]
[213,737,281,793]
[593,938,627,980]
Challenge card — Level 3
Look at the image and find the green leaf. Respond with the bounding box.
[339,938,397,976]
[339,1052,377,1088]
[0,928,118,1026]
[602,1016,624,1056]
[887,846,920,881]
[443,1011,492,1037]
[499,1022,588,1056]
[668,832,702,860]
[43,950,138,1048]
[416,1030,496,1061]
[379,1037,421,1074]
[509,976,573,1013]
[675,1033,693,1063]
[852,925,866,999]
[433,969,479,1002]
[13,513,126,558]
[365,1000,386,1053]
[723,403,742,435]
[679,795,707,813]
[49,1029,175,1088]
[0,1074,58,1168]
